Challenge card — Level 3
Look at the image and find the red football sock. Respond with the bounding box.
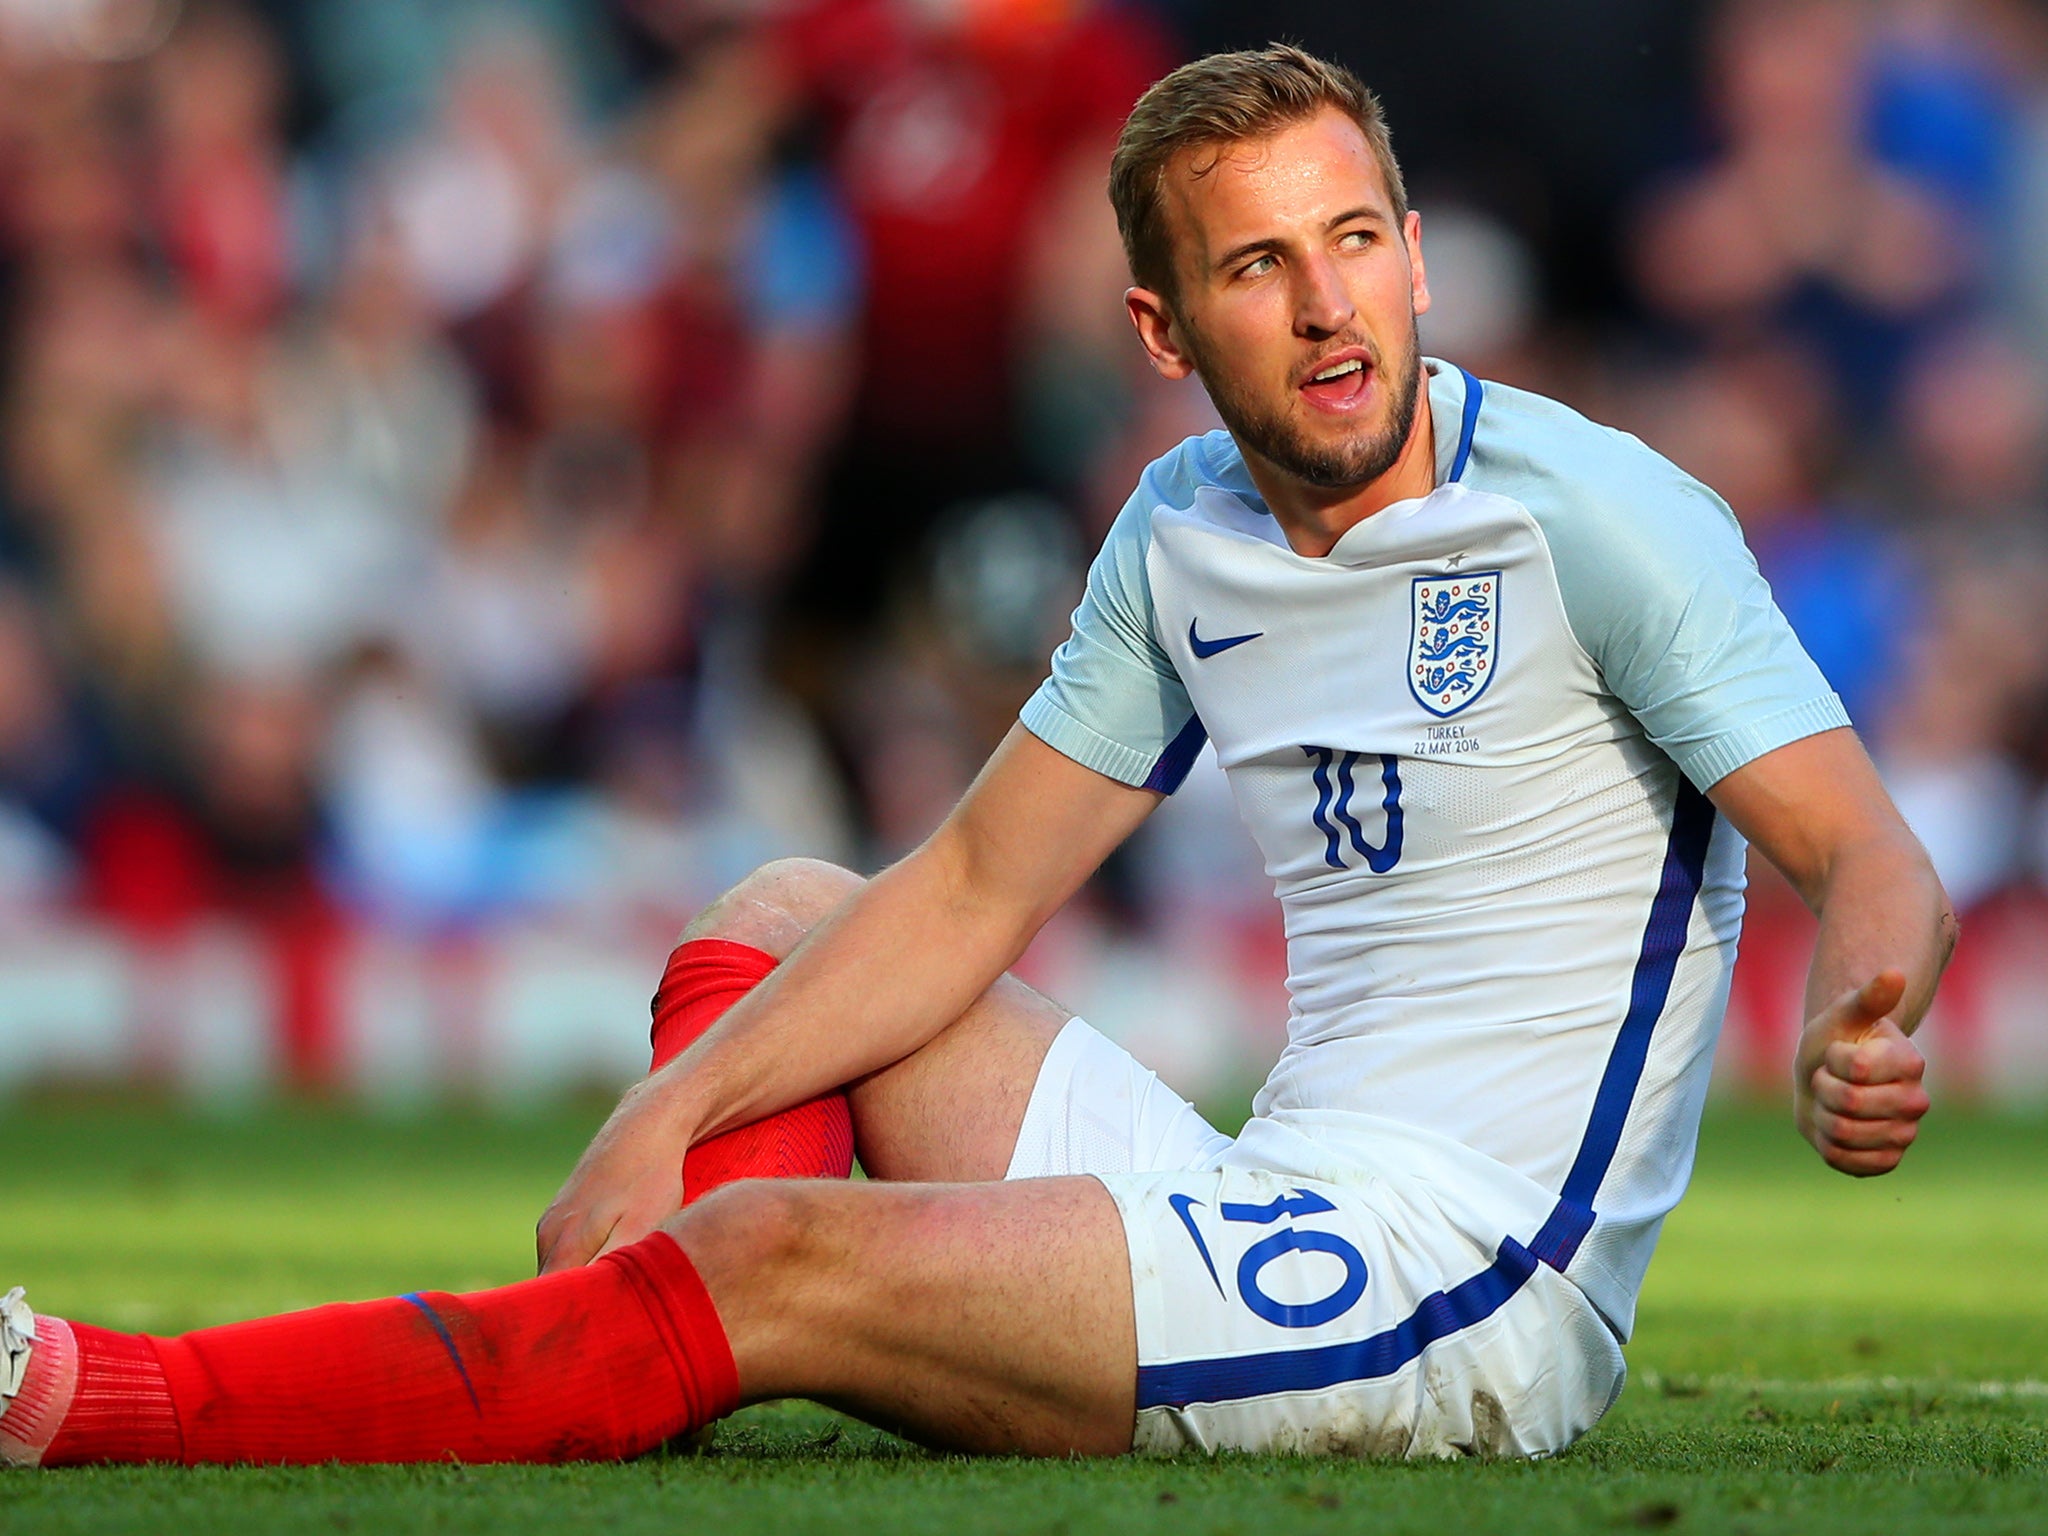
[8,940,847,1467]
[654,938,855,1198]
[36,1232,734,1466]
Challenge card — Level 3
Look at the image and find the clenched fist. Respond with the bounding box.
[1794,970,1930,1177]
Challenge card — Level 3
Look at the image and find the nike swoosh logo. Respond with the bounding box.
[1167,1193,1225,1297]
[1188,620,1263,659]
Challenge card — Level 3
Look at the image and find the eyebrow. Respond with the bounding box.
[1214,207,1390,272]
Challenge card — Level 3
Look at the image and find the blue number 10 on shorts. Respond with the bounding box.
[1006,1017,1627,1459]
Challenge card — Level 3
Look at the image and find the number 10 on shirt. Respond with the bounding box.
[1303,748,1404,873]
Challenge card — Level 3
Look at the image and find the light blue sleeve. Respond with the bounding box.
[1480,394,1849,790]
[1019,443,1207,792]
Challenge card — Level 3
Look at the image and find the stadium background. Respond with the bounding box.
[0,0,2043,1112]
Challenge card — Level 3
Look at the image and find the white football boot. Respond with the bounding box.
[1,1286,51,1466]
[0,1289,31,1405]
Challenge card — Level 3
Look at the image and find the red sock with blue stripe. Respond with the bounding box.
[3,936,854,1466]
[4,1231,735,1465]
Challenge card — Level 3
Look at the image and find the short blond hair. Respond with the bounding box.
[1109,44,1408,301]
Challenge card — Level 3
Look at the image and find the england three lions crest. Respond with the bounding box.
[1409,572,1501,717]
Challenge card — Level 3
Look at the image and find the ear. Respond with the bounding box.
[1405,210,1431,318]
[1125,286,1195,380]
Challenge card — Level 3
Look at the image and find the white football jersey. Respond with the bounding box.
[1021,360,1847,1337]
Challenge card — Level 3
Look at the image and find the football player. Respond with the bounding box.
[3,45,1951,1466]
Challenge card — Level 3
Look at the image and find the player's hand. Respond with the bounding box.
[1793,970,1930,1177]
[535,1077,697,1274]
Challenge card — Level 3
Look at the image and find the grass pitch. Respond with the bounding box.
[0,1100,2043,1534]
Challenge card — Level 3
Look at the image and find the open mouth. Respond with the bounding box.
[1299,352,1373,411]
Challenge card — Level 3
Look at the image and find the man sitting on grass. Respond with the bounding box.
[1,44,1951,1466]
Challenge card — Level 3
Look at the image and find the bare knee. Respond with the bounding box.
[662,1180,850,1366]
[663,1179,841,1285]
[678,857,864,958]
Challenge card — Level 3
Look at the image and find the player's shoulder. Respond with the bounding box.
[1129,430,1261,515]
[1463,374,1732,536]
[1460,372,1738,550]
[1103,431,1269,561]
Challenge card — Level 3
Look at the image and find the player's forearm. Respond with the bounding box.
[654,833,1046,1142]
[1799,828,1957,1035]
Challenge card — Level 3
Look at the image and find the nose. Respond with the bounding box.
[1292,250,1355,340]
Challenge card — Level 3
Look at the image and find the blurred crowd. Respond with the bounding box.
[1608,0,2048,921]
[0,0,2045,1060]
[0,0,1181,952]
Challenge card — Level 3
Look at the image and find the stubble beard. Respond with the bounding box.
[1183,313,1424,492]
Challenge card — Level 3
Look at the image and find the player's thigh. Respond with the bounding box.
[1104,1166,1626,1458]
[857,1008,1230,1187]
[848,971,1075,1183]
[671,1174,1136,1455]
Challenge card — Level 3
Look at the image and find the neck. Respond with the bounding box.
[1239,367,1437,558]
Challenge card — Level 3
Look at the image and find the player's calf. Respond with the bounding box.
[0,1235,736,1467]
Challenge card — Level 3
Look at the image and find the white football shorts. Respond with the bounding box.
[1006,1017,1627,1458]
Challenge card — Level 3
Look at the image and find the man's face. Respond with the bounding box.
[1142,108,1430,491]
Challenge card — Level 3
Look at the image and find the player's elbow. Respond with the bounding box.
[1821,820,1945,906]
[1935,894,1961,971]
[1851,825,1959,980]
[1888,826,1957,961]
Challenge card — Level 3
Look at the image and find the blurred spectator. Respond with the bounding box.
[1412,202,1542,386]
[142,306,430,681]
[379,19,582,330]
[418,432,603,782]
[1877,560,2045,909]
[0,583,103,910]
[149,5,293,330]
[630,27,863,591]
[2012,10,2048,354]
[1867,0,2028,228]
[771,0,1169,631]
[837,492,1082,861]
[323,641,500,927]
[1631,0,1972,431]
[1015,126,1160,496]
[1624,345,1918,735]
[1875,324,2048,909]
[184,677,330,908]
[1892,322,2048,532]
